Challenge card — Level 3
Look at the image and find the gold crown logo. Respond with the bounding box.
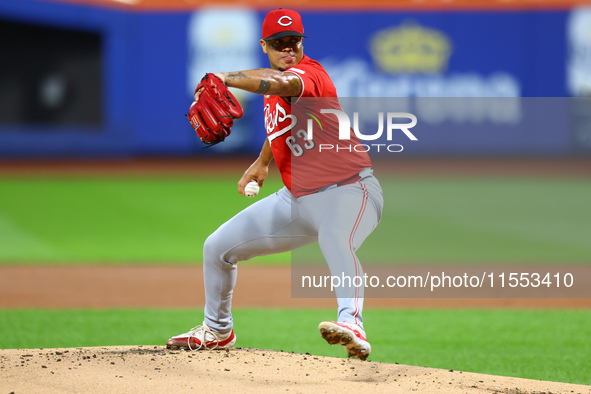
[370,22,452,74]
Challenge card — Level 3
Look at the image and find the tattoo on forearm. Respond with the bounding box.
[256,80,272,94]
[226,72,249,81]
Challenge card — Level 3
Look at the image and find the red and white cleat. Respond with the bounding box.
[166,323,236,351]
[318,321,371,361]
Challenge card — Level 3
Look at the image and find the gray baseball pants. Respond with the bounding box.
[202,168,383,334]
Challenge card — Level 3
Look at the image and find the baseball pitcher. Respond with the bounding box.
[167,9,384,361]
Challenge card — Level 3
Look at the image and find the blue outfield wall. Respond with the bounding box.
[0,1,587,158]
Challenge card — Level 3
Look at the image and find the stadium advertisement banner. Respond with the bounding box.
[0,1,587,157]
[304,12,568,98]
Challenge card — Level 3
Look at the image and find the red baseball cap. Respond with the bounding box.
[262,9,307,41]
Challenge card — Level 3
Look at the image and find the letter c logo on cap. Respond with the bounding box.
[278,16,293,26]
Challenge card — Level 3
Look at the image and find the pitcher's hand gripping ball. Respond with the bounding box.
[187,73,244,147]
[244,181,260,197]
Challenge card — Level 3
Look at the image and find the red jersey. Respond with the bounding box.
[264,55,371,197]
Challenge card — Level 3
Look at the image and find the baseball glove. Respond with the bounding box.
[187,73,244,147]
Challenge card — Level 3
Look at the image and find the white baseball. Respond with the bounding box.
[244,180,260,197]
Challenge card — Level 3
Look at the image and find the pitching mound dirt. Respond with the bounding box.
[1,347,588,393]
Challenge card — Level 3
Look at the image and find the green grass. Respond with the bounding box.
[1,176,590,263]
[0,177,287,264]
[0,308,589,385]
[367,177,591,263]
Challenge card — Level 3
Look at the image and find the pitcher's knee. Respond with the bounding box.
[204,230,240,267]
[203,232,225,263]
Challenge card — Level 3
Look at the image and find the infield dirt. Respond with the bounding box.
[1,346,590,393]
[1,265,590,309]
